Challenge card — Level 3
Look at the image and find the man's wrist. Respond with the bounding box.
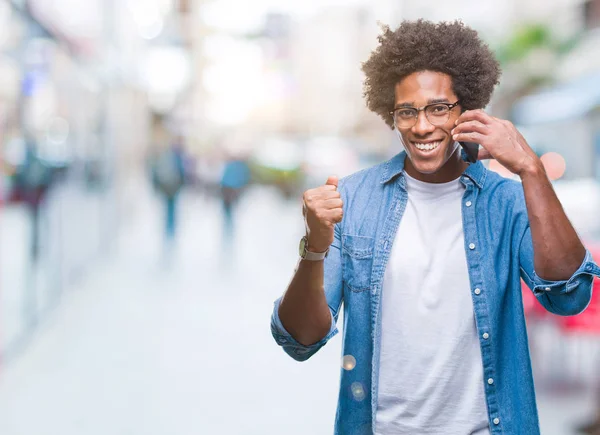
[518,158,546,181]
[306,237,330,253]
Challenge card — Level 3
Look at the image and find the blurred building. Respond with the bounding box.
[510,0,600,180]
[0,0,182,360]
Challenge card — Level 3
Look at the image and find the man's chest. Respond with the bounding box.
[388,195,467,276]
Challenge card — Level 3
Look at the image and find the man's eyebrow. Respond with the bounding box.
[428,98,451,104]
[394,102,415,109]
[394,98,451,109]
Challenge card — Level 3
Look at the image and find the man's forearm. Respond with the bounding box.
[520,162,586,281]
[278,260,333,346]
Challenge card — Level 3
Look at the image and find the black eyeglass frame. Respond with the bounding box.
[389,100,461,128]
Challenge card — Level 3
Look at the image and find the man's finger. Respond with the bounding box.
[453,132,484,144]
[320,184,338,192]
[452,121,488,136]
[325,175,339,188]
[322,198,343,209]
[319,190,341,200]
[329,209,344,224]
[456,110,491,126]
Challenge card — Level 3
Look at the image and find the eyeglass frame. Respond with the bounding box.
[390,100,461,129]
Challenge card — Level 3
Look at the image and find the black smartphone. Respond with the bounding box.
[460,142,479,163]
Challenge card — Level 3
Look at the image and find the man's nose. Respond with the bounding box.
[411,111,435,135]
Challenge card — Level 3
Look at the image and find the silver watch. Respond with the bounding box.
[299,236,329,261]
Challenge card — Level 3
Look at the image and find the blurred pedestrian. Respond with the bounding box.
[151,137,186,245]
[13,138,53,261]
[270,19,600,434]
[219,155,250,240]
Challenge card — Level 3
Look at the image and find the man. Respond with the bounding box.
[151,136,186,243]
[270,20,600,434]
[220,154,251,240]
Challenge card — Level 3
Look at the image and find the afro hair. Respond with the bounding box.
[361,19,501,128]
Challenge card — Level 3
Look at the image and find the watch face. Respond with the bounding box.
[299,236,307,257]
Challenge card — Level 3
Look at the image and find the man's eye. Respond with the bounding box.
[430,105,449,114]
[397,110,416,118]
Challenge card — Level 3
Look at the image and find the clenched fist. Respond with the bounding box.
[302,176,344,253]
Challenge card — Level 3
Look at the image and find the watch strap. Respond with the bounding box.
[302,249,329,261]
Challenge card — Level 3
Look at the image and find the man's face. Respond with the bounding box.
[394,71,462,176]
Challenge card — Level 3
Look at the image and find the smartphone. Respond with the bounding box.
[460,142,479,163]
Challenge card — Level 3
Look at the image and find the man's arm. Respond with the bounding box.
[519,163,585,280]
[453,110,585,279]
[278,258,334,346]
[271,176,344,360]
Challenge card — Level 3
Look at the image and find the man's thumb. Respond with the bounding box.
[325,175,338,188]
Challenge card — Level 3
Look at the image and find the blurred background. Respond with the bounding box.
[0,0,598,434]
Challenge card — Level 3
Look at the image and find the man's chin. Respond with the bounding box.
[406,142,461,174]
[406,154,446,175]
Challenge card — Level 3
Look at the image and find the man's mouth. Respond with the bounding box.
[411,140,443,152]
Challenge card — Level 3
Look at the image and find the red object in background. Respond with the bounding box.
[522,243,600,333]
[562,243,600,334]
[522,280,548,318]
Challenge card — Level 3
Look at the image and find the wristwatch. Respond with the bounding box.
[299,236,329,261]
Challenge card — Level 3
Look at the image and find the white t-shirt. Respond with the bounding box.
[375,171,490,435]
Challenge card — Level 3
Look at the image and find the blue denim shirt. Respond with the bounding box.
[271,151,600,434]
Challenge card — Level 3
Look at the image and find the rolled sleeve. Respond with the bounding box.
[529,250,600,296]
[270,297,339,362]
[521,242,600,315]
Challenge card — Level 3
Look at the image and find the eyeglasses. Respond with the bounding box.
[390,101,460,129]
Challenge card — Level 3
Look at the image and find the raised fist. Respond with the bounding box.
[302,176,343,253]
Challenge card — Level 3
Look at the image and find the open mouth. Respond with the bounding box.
[411,140,443,153]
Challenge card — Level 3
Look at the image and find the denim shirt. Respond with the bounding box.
[271,151,600,434]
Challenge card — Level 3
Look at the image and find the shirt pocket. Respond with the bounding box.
[342,234,374,293]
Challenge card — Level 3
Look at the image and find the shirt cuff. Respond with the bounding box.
[531,249,600,296]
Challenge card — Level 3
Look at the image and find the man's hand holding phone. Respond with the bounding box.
[452,109,542,176]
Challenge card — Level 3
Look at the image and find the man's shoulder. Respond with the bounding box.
[481,167,526,209]
[338,159,390,192]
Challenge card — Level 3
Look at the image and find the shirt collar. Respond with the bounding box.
[380,149,487,189]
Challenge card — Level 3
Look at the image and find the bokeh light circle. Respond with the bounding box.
[351,382,366,401]
[540,152,566,180]
[488,159,513,178]
[342,355,357,371]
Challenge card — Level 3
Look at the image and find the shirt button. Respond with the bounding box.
[483,333,490,340]
[544,287,551,292]
[474,288,481,295]
[466,201,472,207]
[469,243,476,250]
[493,418,500,425]
[488,378,494,385]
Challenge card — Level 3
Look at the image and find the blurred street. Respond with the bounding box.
[0,184,346,435]
[0,183,596,435]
